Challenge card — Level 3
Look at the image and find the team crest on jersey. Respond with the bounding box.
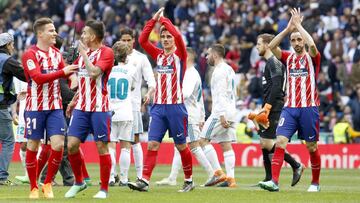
[27,59,36,70]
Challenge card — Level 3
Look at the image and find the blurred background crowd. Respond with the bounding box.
[0,0,359,144]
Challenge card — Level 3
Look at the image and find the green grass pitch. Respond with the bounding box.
[0,163,359,202]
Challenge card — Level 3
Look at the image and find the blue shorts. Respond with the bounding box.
[67,110,112,143]
[276,107,320,142]
[148,104,188,144]
[24,110,66,140]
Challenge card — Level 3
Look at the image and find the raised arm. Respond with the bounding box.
[291,8,318,57]
[139,9,164,60]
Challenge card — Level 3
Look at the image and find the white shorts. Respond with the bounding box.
[132,111,143,134]
[186,124,201,143]
[110,121,134,142]
[15,100,27,142]
[200,116,237,143]
[15,123,26,142]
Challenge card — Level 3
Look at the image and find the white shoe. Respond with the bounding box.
[155,177,177,186]
[307,184,320,192]
[93,190,107,199]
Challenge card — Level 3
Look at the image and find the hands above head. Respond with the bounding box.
[286,7,304,32]
[290,7,304,27]
[152,7,165,21]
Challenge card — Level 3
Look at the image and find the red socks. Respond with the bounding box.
[310,149,321,185]
[271,147,285,184]
[99,154,111,192]
[26,149,38,190]
[36,144,51,179]
[179,147,193,180]
[142,150,158,181]
[80,149,90,179]
[68,151,84,185]
[44,149,63,184]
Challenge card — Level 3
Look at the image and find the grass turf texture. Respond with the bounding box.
[0,163,359,202]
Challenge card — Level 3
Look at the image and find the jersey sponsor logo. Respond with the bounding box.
[289,68,308,77]
[156,65,174,74]
[27,59,36,70]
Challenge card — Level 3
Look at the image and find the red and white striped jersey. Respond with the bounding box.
[281,51,321,108]
[139,17,187,105]
[22,45,65,111]
[74,46,114,112]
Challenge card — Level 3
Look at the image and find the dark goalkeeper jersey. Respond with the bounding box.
[261,55,286,112]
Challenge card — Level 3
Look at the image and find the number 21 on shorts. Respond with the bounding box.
[26,117,37,130]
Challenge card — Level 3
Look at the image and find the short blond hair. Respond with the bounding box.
[112,41,129,63]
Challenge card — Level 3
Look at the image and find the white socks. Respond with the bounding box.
[202,144,222,171]
[132,143,143,179]
[109,147,116,182]
[19,149,27,176]
[223,150,235,178]
[119,148,131,183]
[191,146,214,177]
[168,147,181,181]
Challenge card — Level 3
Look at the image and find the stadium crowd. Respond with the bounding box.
[0,0,360,143]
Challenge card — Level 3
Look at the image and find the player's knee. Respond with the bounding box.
[20,142,27,151]
[199,138,208,148]
[133,134,140,143]
[260,139,273,150]
[96,141,109,154]
[175,143,187,151]
[220,142,232,151]
[275,136,288,149]
[147,141,160,151]
[120,141,131,149]
[188,141,199,150]
[306,142,317,152]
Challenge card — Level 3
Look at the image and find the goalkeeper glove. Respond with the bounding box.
[247,104,272,130]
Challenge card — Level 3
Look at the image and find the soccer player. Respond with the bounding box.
[110,28,155,185]
[199,44,237,187]
[107,41,137,186]
[250,33,304,186]
[13,78,29,184]
[259,8,322,192]
[65,20,114,199]
[156,47,215,186]
[21,17,78,198]
[127,7,194,192]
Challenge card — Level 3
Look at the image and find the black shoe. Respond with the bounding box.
[114,175,120,184]
[291,164,305,187]
[178,181,195,192]
[128,178,149,192]
[0,179,15,186]
[109,181,116,186]
[119,181,128,187]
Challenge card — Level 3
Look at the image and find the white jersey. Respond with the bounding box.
[13,78,27,125]
[128,49,155,111]
[210,61,236,121]
[182,66,205,124]
[108,62,137,121]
